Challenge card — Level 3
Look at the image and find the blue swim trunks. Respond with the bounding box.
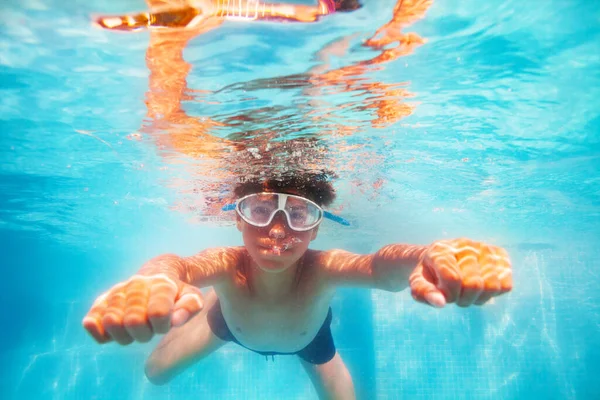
[207,300,336,364]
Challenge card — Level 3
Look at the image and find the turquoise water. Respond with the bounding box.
[1,0,599,398]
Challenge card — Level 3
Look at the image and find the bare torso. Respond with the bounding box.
[212,249,335,352]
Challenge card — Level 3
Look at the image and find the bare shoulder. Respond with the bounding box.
[304,248,366,275]
[304,248,374,287]
[182,246,247,287]
[190,246,246,265]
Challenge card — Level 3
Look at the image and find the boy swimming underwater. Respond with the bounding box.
[83,173,513,399]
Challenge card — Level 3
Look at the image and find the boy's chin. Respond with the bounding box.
[251,248,300,271]
[256,263,293,273]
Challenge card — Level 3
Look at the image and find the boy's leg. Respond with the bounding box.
[145,288,226,385]
[299,352,356,400]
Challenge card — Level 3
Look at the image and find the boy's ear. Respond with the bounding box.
[236,214,243,232]
[310,226,320,241]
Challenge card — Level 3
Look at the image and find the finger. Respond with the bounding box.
[172,284,204,327]
[498,268,513,294]
[474,291,496,305]
[409,263,446,308]
[424,248,461,303]
[82,293,112,344]
[474,274,502,306]
[123,279,153,343]
[147,275,178,334]
[479,246,509,301]
[456,276,484,307]
[103,287,134,345]
[455,243,485,307]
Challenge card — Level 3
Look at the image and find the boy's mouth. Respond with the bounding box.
[259,237,303,255]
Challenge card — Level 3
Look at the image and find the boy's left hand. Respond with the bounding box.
[409,238,512,308]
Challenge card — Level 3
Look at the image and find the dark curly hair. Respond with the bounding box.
[233,171,337,207]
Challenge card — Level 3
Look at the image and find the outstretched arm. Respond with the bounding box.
[137,248,239,287]
[319,238,513,308]
[316,244,426,290]
[82,247,241,345]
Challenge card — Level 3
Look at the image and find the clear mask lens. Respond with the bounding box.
[237,193,323,231]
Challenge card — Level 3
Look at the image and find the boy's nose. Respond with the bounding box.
[268,212,288,239]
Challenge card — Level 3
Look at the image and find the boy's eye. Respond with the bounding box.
[252,206,271,216]
[289,208,307,220]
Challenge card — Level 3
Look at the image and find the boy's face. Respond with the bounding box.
[236,192,320,272]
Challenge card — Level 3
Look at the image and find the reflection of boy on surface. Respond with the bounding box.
[104,0,433,153]
[83,173,513,399]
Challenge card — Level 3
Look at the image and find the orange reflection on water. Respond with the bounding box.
[307,0,432,128]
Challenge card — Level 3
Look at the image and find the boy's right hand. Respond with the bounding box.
[82,274,204,345]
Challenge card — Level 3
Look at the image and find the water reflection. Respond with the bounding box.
[99,0,433,219]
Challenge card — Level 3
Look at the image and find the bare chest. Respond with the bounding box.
[216,285,334,353]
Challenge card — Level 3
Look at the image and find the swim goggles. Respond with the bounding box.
[222,192,349,231]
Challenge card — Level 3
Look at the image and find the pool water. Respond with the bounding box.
[1,0,599,399]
